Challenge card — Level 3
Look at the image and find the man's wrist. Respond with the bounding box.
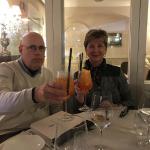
[32,87,38,103]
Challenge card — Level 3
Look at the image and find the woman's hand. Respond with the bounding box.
[100,100,113,109]
[74,79,88,104]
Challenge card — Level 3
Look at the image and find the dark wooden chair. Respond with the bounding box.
[146,70,150,80]
[0,55,20,63]
[120,61,128,74]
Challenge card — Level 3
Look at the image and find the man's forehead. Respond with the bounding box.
[22,32,42,39]
[21,32,44,44]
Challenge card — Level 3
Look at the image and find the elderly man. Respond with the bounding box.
[0,32,67,143]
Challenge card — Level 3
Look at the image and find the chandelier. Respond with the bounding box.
[0,0,25,56]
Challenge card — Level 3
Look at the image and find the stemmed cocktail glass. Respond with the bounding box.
[56,70,74,121]
[78,69,93,112]
[56,48,74,121]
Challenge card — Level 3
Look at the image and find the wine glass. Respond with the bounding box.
[72,121,89,150]
[54,115,88,150]
[78,69,93,111]
[89,93,113,150]
[134,110,149,146]
[138,96,150,144]
[56,70,74,121]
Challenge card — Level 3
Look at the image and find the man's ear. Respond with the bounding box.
[19,45,23,54]
[19,40,23,54]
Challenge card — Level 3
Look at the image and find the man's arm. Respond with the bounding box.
[0,64,35,113]
[0,89,34,113]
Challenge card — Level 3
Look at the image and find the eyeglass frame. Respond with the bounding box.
[22,44,47,53]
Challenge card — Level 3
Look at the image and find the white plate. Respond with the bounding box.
[140,108,150,115]
[2,134,45,150]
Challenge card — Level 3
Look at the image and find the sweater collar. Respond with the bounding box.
[18,57,41,77]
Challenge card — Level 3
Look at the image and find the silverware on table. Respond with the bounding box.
[119,106,129,118]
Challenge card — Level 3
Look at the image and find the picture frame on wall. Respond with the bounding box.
[108,33,122,47]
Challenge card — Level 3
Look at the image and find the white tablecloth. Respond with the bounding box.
[77,110,137,150]
[1,110,149,150]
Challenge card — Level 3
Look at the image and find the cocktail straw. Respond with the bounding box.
[67,48,72,95]
[77,52,83,80]
[79,52,83,71]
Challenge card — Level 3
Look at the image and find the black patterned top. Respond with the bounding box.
[68,58,136,113]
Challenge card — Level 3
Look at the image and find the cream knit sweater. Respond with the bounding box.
[0,60,53,135]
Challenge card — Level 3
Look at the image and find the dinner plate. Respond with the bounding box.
[2,134,45,150]
[140,108,150,115]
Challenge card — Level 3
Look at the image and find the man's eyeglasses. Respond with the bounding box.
[23,45,46,53]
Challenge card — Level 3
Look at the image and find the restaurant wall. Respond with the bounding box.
[65,7,129,62]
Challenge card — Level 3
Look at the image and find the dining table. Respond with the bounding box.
[0,109,149,150]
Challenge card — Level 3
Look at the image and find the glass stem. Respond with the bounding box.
[147,124,150,143]
[83,94,87,106]
[96,125,103,136]
[98,127,104,150]
[64,101,67,112]
[100,129,103,136]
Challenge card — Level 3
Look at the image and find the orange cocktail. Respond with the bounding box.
[78,69,93,93]
[56,70,75,121]
[78,69,93,111]
[56,71,75,97]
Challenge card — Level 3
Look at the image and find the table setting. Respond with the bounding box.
[1,108,150,150]
[0,133,45,150]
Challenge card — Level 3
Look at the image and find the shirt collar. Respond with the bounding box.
[84,58,106,70]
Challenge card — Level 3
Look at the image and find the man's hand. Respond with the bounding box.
[34,81,70,103]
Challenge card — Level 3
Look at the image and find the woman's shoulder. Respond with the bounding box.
[104,64,121,76]
[106,64,120,70]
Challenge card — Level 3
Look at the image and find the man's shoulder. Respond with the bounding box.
[0,60,19,70]
[0,60,20,78]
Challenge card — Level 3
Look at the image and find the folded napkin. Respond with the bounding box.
[31,111,95,146]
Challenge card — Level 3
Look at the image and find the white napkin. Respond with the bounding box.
[31,111,83,140]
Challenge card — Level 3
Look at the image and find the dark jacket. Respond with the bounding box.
[68,59,136,113]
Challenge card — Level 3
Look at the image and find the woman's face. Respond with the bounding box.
[85,38,107,66]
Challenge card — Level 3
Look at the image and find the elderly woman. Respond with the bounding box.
[68,29,136,113]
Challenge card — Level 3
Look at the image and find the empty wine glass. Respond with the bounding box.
[138,96,150,144]
[72,122,89,150]
[56,70,74,121]
[78,69,93,112]
[54,115,88,150]
[134,110,149,146]
[90,93,113,150]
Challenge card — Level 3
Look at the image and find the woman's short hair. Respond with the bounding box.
[84,29,108,48]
